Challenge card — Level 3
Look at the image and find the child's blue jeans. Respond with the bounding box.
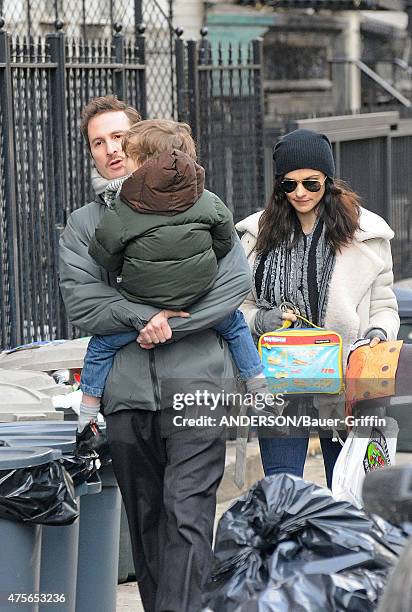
[214,310,264,379]
[81,309,263,397]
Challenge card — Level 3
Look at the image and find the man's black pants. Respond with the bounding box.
[105,409,226,612]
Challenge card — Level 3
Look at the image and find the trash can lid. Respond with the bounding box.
[0,383,54,408]
[0,337,90,371]
[0,428,75,436]
[0,422,106,437]
[0,369,70,397]
[0,446,61,468]
[1,435,76,453]
[0,420,77,430]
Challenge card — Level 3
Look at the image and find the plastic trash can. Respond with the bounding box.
[0,421,122,612]
[0,421,79,432]
[0,433,101,612]
[76,462,122,612]
[39,474,101,612]
[389,288,412,450]
[0,447,60,612]
[0,435,75,453]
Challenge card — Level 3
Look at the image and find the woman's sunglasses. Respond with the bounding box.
[280,176,327,194]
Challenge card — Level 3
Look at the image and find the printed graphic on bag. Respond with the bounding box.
[363,427,391,472]
[258,329,343,394]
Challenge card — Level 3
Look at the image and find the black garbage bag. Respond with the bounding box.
[203,474,408,612]
[0,460,78,525]
[62,452,100,487]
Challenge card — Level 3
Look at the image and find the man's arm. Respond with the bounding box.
[59,205,160,335]
[60,205,250,339]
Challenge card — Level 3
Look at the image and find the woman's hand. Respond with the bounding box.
[255,307,297,335]
[348,329,387,358]
[137,309,190,349]
[365,327,387,349]
[282,310,297,324]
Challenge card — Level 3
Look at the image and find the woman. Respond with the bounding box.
[236,128,399,487]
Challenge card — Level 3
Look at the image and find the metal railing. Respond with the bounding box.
[176,31,266,223]
[0,0,177,118]
[330,58,412,110]
[0,23,266,349]
[0,23,146,347]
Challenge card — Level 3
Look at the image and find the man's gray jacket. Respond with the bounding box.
[59,195,251,415]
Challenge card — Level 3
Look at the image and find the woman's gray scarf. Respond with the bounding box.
[254,217,335,327]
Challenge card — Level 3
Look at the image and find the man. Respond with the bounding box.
[59,95,251,612]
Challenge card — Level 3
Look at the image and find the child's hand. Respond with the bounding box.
[137,309,190,347]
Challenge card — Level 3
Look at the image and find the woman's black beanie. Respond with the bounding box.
[273,128,335,178]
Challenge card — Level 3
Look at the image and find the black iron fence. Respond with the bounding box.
[265,111,412,281]
[0,0,176,117]
[1,13,410,354]
[0,23,266,349]
[0,25,145,347]
[176,32,266,224]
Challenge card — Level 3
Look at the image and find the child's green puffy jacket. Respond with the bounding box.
[89,150,234,309]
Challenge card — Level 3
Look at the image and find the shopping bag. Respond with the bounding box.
[258,317,343,395]
[332,417,399,509]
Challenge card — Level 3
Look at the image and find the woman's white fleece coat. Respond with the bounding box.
[236,207,400,419]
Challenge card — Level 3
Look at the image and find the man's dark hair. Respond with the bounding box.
[81,95,141,150]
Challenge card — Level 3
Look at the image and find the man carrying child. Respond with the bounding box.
[59,95,254,612]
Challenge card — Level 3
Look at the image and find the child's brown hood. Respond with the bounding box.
[120,149,205,215]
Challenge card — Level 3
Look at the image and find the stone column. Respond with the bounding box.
[344,11,362,113]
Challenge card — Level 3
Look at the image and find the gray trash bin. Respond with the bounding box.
[0,431,102,612]
[76,462,122,612]
[0,435,75,453]
[387,288,412,451]
[39,474,101,612]
[0,447,60,612]
[0,420,123,612]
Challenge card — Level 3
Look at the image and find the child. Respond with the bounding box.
[78,119,273,432]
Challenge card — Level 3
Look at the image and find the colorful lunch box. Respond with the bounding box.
[258,325,343,395]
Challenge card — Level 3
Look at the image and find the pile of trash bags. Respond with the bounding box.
[203,474,408,611]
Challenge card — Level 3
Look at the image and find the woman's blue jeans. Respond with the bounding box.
[258,400,343,488]
[259,435,341,489]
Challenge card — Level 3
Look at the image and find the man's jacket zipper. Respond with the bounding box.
[149,350,161,409]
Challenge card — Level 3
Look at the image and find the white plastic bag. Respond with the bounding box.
[332,417,398,509]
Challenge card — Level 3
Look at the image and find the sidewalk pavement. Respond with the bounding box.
[116,440,412,611]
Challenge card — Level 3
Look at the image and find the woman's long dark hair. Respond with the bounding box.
[255,177,361,255]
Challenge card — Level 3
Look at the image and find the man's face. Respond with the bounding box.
[88,111,137,179]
